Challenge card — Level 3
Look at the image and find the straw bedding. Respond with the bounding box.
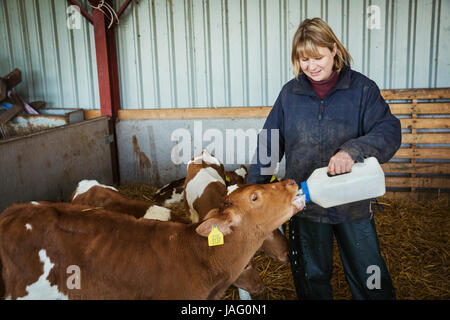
[118,183,449,300]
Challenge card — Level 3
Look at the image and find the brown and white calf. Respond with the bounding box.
[184,150,228,223]
[184,151,290,263]
[71,180,148,219]
[0,180,304,300]
[225,165,248,185]
[150,165,247,208]
[70,180,262,293]
[71,180,189,223]
[153,177,185,207]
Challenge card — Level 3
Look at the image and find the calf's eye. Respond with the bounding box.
[251,194,258,201]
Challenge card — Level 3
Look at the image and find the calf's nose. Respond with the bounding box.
[284,179,297,188]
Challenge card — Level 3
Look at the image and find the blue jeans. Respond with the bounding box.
[289,215,395,300]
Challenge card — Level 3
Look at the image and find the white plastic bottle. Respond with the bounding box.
[299,157,386,208]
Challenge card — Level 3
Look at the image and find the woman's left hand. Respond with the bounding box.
[328,151,354,175]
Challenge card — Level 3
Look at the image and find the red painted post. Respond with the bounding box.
[69,0,130,119]
[88,0,123,183]
[90,0,119,119]
[68,0,132,185]
[107,22,121,120]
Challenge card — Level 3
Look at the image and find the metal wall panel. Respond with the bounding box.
[1,0,449,110]
[0,0,100,109]
[115,0,450,109]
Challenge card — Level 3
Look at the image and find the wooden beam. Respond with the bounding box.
[84,109,101,119]
[0,69,22,101]
[393,148,450,159]
[382,162,450,174]
[381,88,450,100]
[2,68,21,90]
[0,104,23,125]
[386,176,450,189]
[0,78,6,102]
[401,133,450,144]
[400,118,450,129]
[385,191,450,200]
[85,103,450,120]
[389,103,450,114]
[117,107,272,119]
[85,106,450,127]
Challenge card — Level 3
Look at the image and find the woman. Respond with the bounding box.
[247,18,400,299]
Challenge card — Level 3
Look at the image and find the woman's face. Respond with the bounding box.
[299,45,336,81]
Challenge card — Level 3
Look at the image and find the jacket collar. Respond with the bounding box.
[291,65,352,97]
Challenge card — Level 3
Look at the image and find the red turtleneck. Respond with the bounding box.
[307,69,340,100]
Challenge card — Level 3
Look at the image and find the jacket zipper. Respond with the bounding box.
[318,100,324,120]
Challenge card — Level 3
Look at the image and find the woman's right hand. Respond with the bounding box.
[328,151,354,175]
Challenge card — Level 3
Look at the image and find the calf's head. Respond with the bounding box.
[195,180,303,239]
[186,150,226,180]
[232,261,264,294]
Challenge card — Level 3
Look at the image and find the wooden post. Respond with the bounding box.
[0,68,22,101]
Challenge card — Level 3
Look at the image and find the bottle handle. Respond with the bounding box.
[327,170,352,178]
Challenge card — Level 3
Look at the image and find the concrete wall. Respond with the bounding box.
[115,117,288,186]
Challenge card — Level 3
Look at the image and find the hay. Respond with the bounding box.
[117,183,159,203]
[370,196,450,300]
[118,183,450,300]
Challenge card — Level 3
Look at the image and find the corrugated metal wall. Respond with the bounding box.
[0,0,100,108]
[1,0,449,109]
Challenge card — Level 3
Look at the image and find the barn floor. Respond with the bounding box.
[118,183,450,300]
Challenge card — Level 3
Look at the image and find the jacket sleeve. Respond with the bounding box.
[338,81,402,164]
[247,94,286,184]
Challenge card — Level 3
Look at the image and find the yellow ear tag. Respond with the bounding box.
[270,175,276,183]
[208,225,224,247]
[225,175,231,182]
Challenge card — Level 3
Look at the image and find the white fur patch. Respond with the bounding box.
[17,249,68,300]
[189,208,200,223]
[227,184,239,195]
[143,205,172,221]
[164,189,184,205]
[25,223,32,231]
[31,201,39,205]
[72,180,118,200]
[188,150,221,166]
[274,162,280,175]
[234,167,247,179]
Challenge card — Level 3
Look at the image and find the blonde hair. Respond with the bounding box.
[291,18,352,78]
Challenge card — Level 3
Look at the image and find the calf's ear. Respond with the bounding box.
[195,207,241,237]
[204,208,220,220]
[195,217,232,237]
